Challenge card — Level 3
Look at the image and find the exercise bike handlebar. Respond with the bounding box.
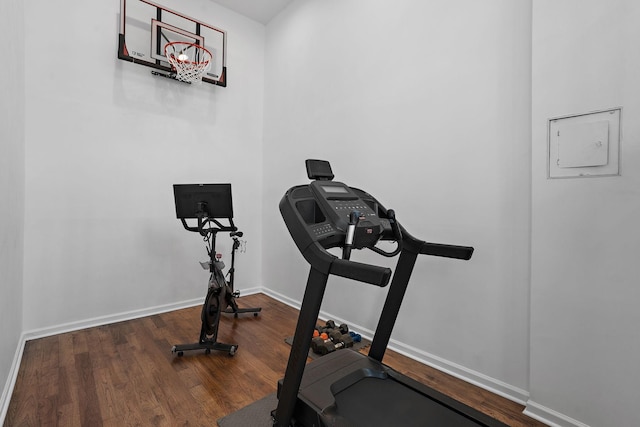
[180,217,237,237]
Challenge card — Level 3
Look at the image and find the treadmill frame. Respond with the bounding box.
[273,182,505,427]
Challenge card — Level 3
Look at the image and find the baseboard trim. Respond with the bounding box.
[260,288,301,310]
[22,297,204,342]
[524,400,590,427]
[386,339,530,405]
[22,285,261,342]
[0,332,27,425]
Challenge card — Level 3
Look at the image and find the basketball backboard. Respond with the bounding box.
[118,0,227,87]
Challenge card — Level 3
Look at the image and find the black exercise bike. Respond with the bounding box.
[171,184,261,357]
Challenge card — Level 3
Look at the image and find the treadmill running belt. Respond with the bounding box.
[333,376,485,427]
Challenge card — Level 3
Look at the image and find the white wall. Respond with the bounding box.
[7,1,637,425]
[21,0,265,332]
[529,1,640,426]
[262,0,533,400]
[0,0,25,417]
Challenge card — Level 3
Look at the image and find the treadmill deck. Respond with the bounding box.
[277,350,507,427]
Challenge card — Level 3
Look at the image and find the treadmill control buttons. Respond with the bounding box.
[312,223,334,237]
[330,201,375,217]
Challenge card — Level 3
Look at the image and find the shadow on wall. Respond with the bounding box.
[113,60,220,123]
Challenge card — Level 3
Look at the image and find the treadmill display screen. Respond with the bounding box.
[321,185,348,194]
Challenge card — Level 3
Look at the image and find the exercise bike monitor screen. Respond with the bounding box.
[173,183,233,219]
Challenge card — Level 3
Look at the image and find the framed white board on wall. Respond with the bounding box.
[548,108,621,179]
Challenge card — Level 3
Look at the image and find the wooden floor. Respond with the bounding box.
[5,293,546,426]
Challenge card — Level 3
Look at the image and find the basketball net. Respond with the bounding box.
[164,42,213,84]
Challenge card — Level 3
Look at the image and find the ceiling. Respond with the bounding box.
[210,0,294,24]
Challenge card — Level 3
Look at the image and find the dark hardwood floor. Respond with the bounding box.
[4,293,546,426]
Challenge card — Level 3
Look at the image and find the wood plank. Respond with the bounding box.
[74,352,104,426]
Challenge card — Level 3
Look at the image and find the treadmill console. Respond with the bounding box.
[309,180,388,247]
[280,175,394,262]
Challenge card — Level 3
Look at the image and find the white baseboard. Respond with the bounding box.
[260,288,301,310]
[23,286,262,342]
[524,401,591,427]
[22,297,203,341]
[386,339,530,404]
[0,333,27,426]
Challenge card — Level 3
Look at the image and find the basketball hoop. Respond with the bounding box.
[164,42,213,84]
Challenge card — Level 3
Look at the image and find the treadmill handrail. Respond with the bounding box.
[330,257,391,287]
[399,225,474,260]
[303,242,392,287]
[420,241,474,260]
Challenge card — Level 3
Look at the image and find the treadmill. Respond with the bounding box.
[272,160,507,427]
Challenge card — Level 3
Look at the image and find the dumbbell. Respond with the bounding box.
[316,323,333,335]
[319,320,349,335]
[311,337,336,355]
[349,331,362,343]
[329,330,354,348]
[312,331,354,355]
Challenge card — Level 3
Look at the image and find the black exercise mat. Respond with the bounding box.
[284,336,371,360]
[217,393,277,427]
